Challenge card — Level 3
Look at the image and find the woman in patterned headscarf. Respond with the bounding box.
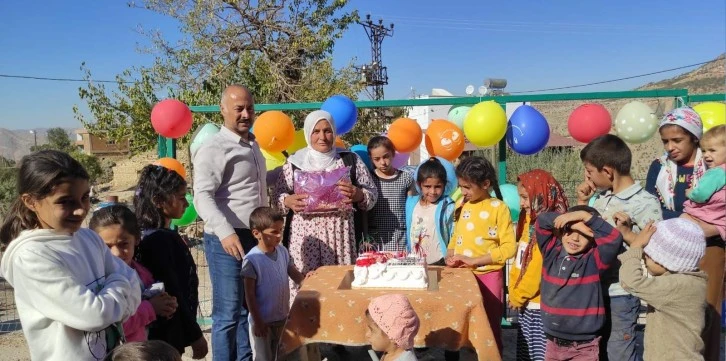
[508,169,568,361]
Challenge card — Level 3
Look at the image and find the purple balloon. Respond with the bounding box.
[392,152,409,168]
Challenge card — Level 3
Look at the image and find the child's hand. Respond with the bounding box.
[304,270,316,281]
[191,336,208,359]
[569,222,594,238]
[554,211,593,230]
[507,301,524,313]
[252,322,269,338]
[445,255,464,268]
[612,212,635,242]
[576,180,596,205]
[631,222,656,249]
[456,255,477,267]
[149,292,177,318]
[612,212,633,229]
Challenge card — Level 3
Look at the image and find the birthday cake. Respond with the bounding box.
[351,251,428,289]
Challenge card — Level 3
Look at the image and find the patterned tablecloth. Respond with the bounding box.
[280,265,501,361]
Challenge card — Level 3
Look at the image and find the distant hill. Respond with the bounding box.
[638,54,725,94]
[0,128,77,162]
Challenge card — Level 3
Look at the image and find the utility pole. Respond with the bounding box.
[358,14,394,101]
[29,130,37,148]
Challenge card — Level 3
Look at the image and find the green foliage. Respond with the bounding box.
[504,147,585,205]
[76,0,370,153]
[26,128,104,184]
[0,156,18,217]
[31,127,74,153]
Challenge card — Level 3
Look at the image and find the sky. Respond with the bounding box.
[0,0,724,130]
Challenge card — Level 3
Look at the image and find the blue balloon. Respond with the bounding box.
[490,183,520,222]
[321,95,357,135]
[349,144,372,169]
[506,105,550,155]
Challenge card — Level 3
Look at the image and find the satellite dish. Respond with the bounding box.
[478,86,488,96]
[465,85,474,95]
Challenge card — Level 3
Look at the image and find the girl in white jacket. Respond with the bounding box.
[0,150,140,361]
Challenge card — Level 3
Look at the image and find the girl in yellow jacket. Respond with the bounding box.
[447,157,516,355]
[508,170,569,361]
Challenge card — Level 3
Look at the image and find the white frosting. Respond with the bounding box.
[351,260,428,289]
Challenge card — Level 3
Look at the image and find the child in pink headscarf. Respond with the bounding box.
[365,294,420,361]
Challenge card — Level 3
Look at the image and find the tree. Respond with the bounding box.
[27,128,103,183]
[0,156,17,217]
[74,0,384,152]
[31,127,73,152]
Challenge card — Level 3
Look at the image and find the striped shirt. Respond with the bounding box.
[535,212,622,341]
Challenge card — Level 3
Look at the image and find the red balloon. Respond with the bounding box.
[567,104,612,143]
[151,99,194,139]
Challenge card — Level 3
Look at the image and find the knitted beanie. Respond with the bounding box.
[659,107,703,140]
[643,218,705,272]
[367,294,420,350]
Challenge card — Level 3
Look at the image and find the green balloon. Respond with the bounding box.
[490,183,520,222]
[172,193,197,226]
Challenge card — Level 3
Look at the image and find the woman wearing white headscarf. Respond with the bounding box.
[273,110,377,280]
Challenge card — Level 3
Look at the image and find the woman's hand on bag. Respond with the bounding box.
[284,194,308,213]
[337,181,363,203]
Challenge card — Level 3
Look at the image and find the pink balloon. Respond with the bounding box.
[151,99,193,139]
[392,152,409,168]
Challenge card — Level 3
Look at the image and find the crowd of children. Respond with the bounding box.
[0,106,723,361]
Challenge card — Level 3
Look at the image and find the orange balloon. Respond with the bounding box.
[253,111,295,152]
[155,157,186,179]
[335,136,347,149]
[424,119,465,162]
[387,118,423,153]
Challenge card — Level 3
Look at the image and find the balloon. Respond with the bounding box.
[506,105,550,155]
[287,129,308,153]
[321,95,358,134]
[151,99,193,139]
[335,136,347,149]
[448,105,472,129]
[189,123,220,156]
[261,149,286,171]
[253,111,295,152]
[490,183,520,222]
[155,157,186,179]
[350,144,372,169]
[464,101,508,147]
[693,102,726,131]
[172,193,198,227]
[387,118,423,153]
[568,104,611,143]
[424,119,465,162]
[392,152,409,168]
[614,101,658,144]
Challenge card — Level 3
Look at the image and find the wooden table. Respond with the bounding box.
[279,265,501,361]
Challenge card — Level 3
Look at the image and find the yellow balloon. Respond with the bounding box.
[287,129,307,153]
[463,101,507,147]
[261,149,286,171]
[693,102,726,131]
